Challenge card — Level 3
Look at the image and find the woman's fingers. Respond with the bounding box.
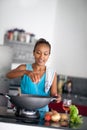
[30,71,40,83]
[54,94,62,103]
[57,94,62,103]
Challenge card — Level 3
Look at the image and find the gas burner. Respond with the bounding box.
[21,110,37,115]
[15,108,40,120]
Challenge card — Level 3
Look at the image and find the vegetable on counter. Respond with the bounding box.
[44,105,83,129]
[69,105,83,128]
[44,109,68,122]
[44,112,52,121]
[44,110,61,122]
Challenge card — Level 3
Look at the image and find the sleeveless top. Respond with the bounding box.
[20,64,55,115]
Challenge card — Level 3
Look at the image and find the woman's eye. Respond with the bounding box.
[36,51,41,54]
[35,51,49,56]
[44,53,49,56]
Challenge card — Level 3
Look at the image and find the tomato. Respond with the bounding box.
[44,114,51,121]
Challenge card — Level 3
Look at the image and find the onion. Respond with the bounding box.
[51,113,61,122]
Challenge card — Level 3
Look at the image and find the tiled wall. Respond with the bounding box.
[68,76,87,97]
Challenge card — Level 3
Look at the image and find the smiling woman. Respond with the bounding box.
[6,38,61,117]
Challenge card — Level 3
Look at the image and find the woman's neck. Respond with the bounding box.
[32,63,46,72]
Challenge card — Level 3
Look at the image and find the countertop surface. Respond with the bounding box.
[0,109,87,130]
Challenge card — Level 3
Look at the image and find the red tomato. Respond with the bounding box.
[44,114,51,121]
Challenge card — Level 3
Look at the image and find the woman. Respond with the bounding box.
[6,38,61,115]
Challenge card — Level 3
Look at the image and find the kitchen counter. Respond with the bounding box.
[0,109,87,130]
[0,122,62,130]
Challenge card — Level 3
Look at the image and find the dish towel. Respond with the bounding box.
[45,66,55,93]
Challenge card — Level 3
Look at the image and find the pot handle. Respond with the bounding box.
[0,93,10,100]
[50,96,58,102]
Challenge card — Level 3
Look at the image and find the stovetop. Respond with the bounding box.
[0,109,42,124]
[0,109,87,130]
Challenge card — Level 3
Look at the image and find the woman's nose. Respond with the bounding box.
[39,53,44,58]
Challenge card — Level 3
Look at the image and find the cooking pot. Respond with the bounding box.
[0,93,57,110]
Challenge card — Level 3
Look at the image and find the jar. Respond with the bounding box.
[58,80,64,95]
[30,33,35,43]
[7,30,13,40]
[25,33,30,43]
[13,28,19,41]
[18,29,26,42]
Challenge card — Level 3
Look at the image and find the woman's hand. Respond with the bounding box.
[54,93,62,103]
[26,70,41,83]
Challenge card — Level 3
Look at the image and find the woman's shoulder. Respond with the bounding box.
[16,64,26,70]
[17,64,32,70]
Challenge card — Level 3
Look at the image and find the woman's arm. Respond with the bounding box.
[50,72,57,96]
[6,64,26,79]
[50,72,61,103]
[6,64,41,83]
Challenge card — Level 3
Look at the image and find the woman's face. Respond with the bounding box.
[33,43,50,66]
